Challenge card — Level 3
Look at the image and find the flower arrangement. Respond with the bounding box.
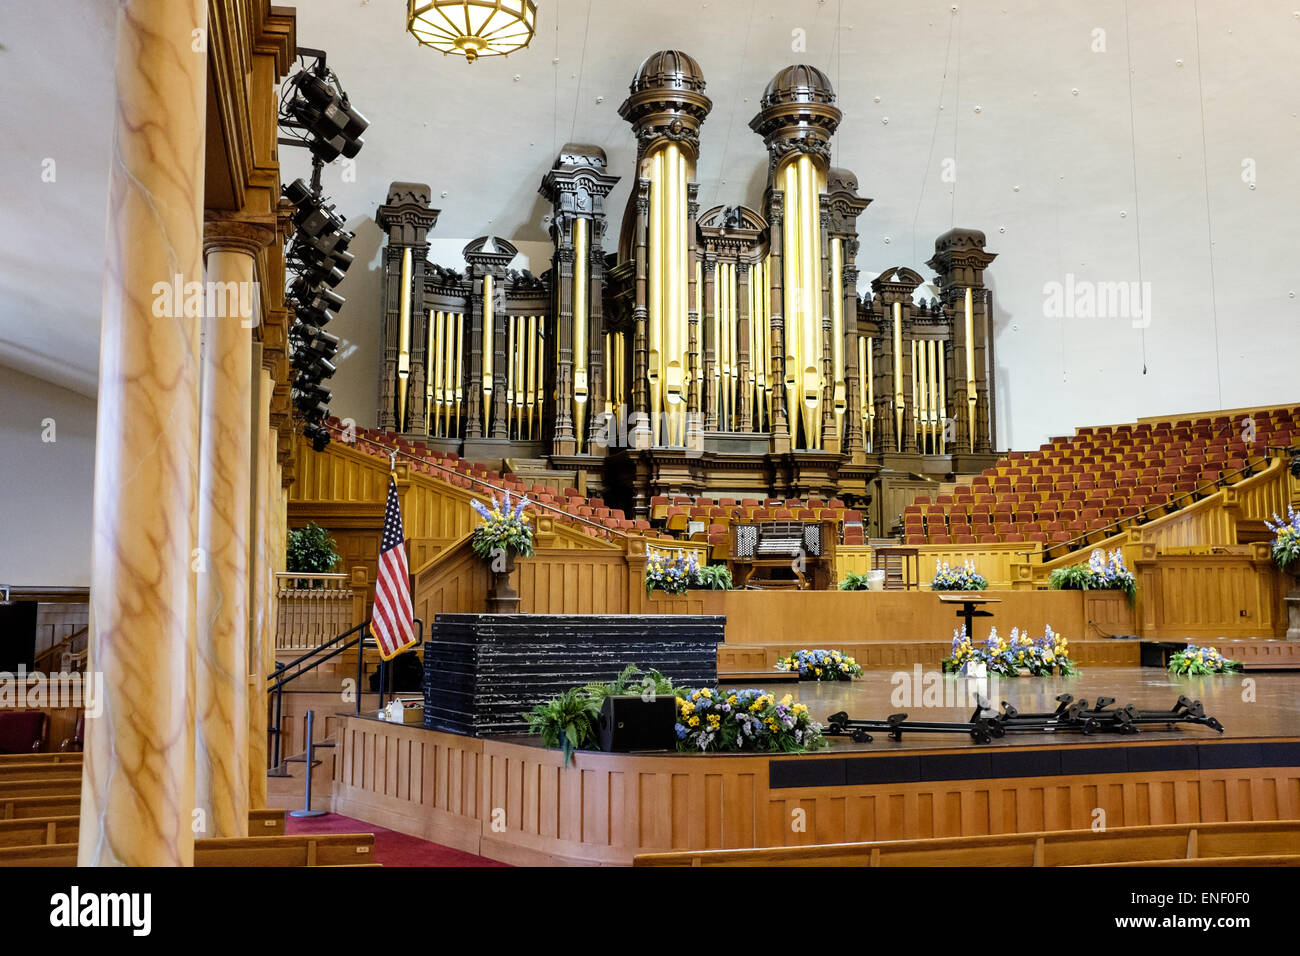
[774,648,863,681]
[469,490,534,563]
[941,625,1077,676]
[643,548,731,594]
[644,547,699,595]
[1048,548,1137,603]
[1265,506,1300,571]
[839,571,872,591]
[674,687,828,753]
[1167,644,1243,676]
[931,558,988,591]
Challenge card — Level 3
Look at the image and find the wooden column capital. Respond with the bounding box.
[203,215,277,258]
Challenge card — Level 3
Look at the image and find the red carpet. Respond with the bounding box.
[285,812,509,867]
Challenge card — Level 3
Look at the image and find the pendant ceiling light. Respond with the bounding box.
[407,1,538,64]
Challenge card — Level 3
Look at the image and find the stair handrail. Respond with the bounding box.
[265,616,423,770]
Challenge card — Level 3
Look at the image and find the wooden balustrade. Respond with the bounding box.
[274,568,368,652]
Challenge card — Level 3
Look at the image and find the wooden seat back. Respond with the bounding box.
[633,820,1300,867]
[0,832,375,867]
[0,774,81,799]
[0,794,81,820]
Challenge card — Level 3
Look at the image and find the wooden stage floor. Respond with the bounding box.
[717,666,1299,752]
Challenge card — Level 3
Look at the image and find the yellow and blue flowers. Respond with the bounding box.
[774,648,863,681]
[931,558,988,591]
[1167,643,1242,676]
[941,624,1077,676]
[674,686,826,753]
[644,547,701,595]
[470,490,535,563]
[1266,506,1300,571]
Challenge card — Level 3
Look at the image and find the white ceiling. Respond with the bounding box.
[4,0,1299,447]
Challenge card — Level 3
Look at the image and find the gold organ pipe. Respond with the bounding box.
[937,339,947,452]
[506,314,516,438]
[866,334,875,449]
[694,260,703,413]
[929,339,940,452]
[965,287,977,453]
[396,247,413,429]
[892,301,904,449]
[573,217,589,453]
[857,335,868,449]
[797,154,821,451]
[781,160,800,446]
[528,315,539,440]
[919,338,930,452]
[647,149,664,445]
[911,339,920,452]
[453,313,463,437]
[762,254,771,431]
[482,273,494,432]
[434,312,444,434]
[830,237,846,432]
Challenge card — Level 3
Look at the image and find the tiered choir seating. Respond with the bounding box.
[903,406,1298,556]
[326,419,665,542]
[327,420,868,552]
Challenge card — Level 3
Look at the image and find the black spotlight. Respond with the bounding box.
[286,68,369,163]
[303,423,331,452]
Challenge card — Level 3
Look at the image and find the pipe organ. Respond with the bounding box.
[372,55,998,511]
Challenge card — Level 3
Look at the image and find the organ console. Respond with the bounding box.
[372,52,1000,521]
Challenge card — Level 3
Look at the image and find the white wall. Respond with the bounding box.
[0,365,97,587]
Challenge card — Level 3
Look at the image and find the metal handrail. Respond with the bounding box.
[266,617,424,770]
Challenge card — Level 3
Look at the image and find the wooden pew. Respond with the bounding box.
[0,815,79,847]
[0,753,83,771]
[0,809,285,846]
[0,832,377,867]
[1,794,81,820]
[633,820,1300,867]
[0,774,81,799]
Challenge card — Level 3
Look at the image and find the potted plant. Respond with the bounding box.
[470,491,534,613]
[286,522,340,587]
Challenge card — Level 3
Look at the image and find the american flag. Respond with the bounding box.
[371,475,416,660]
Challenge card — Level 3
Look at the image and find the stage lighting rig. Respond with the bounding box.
[278,49,368,166]
[278,48,368,454]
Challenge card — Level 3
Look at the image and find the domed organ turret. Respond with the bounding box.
[749,65,847,452]
[619,51,712,446]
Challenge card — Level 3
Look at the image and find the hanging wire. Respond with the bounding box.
[566,0,592,141]
[910,10,958,266]
[707,0,757,210]
[1122,1,1150,375]
[1191,0,1224,406]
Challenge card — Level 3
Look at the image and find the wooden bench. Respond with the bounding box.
[0,808,285,846]
[0,752,83,771]
[1,794,81,820]
[0,774,81,799]
[633,820,1300,867]
[0,832,376,867]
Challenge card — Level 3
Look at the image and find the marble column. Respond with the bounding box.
[195,221,272,837]
[247,358,273,809]
[80,0,207,867]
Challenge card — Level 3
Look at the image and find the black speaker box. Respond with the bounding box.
[597,694,678,753]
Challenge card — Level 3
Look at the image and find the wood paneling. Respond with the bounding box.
[1136,547,1286,639]
[331,717,1300,866]
[649,589,1086,645]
